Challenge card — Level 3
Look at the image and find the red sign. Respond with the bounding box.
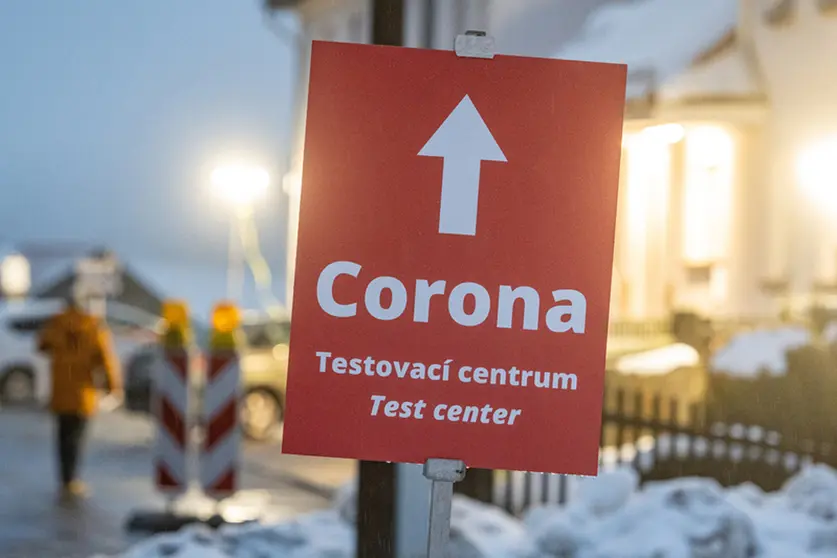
[283,41,627,475]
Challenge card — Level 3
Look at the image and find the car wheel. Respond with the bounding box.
[240,388,283,442]
[1,368,36,406]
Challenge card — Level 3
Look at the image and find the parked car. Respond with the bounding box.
[124,311,290,442]
[0,299,163,407]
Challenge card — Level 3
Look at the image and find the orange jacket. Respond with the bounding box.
[37,306,121,416]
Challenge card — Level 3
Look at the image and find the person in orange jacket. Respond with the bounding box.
[37,295,123,498]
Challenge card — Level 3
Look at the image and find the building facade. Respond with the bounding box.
[583,0,837,321]
[276,0,837,327]
[281,0,493,312]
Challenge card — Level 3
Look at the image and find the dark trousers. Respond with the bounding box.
[55,414,88,485]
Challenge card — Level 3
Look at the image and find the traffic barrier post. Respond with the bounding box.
[200,302,242,500]
[155,300,191,495]
[125,300,202,533]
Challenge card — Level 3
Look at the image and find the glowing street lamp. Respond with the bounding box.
[0,253,30,299]
[211,164,270,214]
[797,136,837,214]
[211,164,271,302]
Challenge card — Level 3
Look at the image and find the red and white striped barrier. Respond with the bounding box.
[153,347,190,494]
[200,350,241,498]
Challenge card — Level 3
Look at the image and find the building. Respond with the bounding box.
[271,0,612,313]
[0,243,166,316]
[274,0,837,327]
[559,0,837,321]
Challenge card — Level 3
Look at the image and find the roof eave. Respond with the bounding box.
[626,95,771,124]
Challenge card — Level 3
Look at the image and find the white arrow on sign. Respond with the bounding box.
[418,95,507,236]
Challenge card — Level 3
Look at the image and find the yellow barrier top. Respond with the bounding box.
[162,300,189,328]
[210,301,241,352]
[161,299,191,348]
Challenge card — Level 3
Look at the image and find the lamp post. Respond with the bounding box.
[211,164,270,302]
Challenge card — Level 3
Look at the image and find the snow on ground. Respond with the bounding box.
[108,511,352,558]
[710,326,812,377]
[614,342,700,376]
[554,0,737,99]
[104,464,837,558]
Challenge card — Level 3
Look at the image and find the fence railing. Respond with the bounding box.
[607,319,670,339]
[462,387,837,516]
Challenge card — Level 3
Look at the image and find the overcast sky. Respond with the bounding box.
[0,1,296,272]
[0,0,618,310]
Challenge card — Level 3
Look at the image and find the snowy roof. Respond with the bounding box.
[659,42,764,102]
[554,0,739,99]
[127,257,286,322]
[491,0,615,57]
[0,241,104,293]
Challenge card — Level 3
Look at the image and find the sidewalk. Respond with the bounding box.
[0,409,349,558]
[244,443,357,499]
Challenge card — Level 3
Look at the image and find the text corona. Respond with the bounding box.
[316,260,587,333]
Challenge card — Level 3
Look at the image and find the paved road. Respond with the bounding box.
[0,408,355,558]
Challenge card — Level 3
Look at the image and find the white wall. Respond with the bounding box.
[282,0,535,311]
[743,0,837,307]
[282,0,367,311]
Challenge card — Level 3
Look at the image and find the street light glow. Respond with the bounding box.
[797,136,837,213]
[211,164,270,209]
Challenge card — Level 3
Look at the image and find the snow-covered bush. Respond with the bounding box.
[103,511,352,558]
[104,465,837,558]
[450,496,535,558]
[711,326,810,378]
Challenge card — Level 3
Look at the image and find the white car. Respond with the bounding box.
[0,299,163,407]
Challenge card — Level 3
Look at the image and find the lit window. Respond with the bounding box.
[619,126,677,317]
[682,126,735,266]
[797,135,837,214]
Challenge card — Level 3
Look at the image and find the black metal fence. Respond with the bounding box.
[460,387,837,516]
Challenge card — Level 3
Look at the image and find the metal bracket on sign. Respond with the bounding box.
[454,30,495,59]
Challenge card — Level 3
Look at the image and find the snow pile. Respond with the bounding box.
[554,0,737,99]
[520,465,837,558]
[614,343,700,376]
[710,326,811,377]
[108,511,352,558]
[104,465,837,557]
[450,496,534,558]
[526,475,760,558]
[331,476,535,557]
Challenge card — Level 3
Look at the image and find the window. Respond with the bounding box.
[682,126,734,267]
[685,265,712,285]
[619,126,678,318]
[8,316,51,335]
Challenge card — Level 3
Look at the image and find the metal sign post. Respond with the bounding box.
[355,2,405,557]
[423,459,466,557]
[417,33,489,558]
